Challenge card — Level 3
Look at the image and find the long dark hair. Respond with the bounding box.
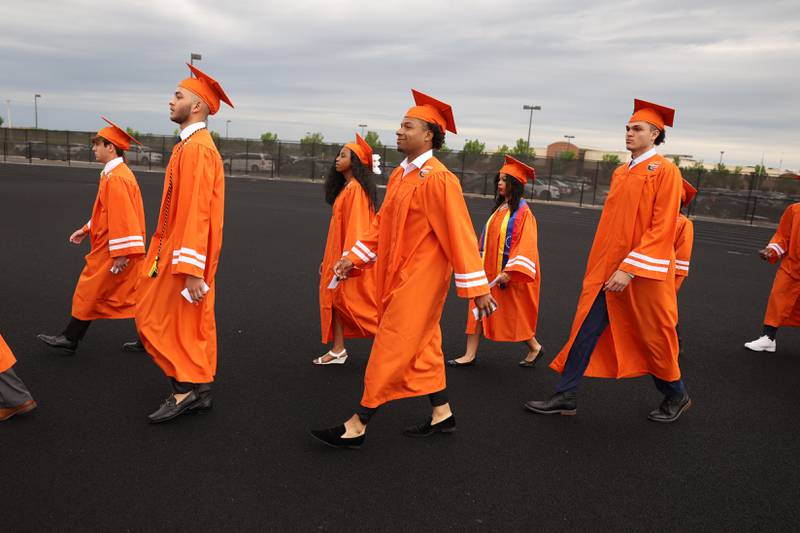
[492,173,524,214]
[324,147,378,208]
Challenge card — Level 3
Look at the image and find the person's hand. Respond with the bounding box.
[333,257,355,279]
[69,227,87,244]
[186,275,207,303]
[758,247,775,261]
[474,293,497,319]
[604,269,633,292]
[497,272,511,285]
[111,256,129,274]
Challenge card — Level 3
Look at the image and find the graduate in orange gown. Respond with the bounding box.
[448,155,543,368]
[310,90,496,449]
[314,133,379,365]
[745,185,800,353]
[525,99,691,423]
[674,179,696,354]
[0,333,37,422]
[133,64,231,423]
[37,118,146,355]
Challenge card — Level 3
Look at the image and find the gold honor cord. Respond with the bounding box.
[149,128,206,278]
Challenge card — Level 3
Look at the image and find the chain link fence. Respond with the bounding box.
[2,127,796,225]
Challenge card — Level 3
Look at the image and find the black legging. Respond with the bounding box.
[63,317,91,342]
[356,388,449,425]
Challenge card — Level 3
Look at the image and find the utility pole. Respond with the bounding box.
[522,104,541,153]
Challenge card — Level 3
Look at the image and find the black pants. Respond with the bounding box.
[762,325,778,340]
[356,388,449,425]
[555,291,686,398]
[63,317,91,342]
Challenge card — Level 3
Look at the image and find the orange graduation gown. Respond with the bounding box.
[763,203,800,328]
[466,200,541,341]
[135,128,224,384]
[71,163,146,320]
[345,156,490,408]
[0,334,16,374]
[319,180,378,343]
[550,153,683,382]
[674,214,694,293]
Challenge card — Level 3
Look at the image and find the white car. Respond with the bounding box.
[526,181,561,201]
[125,145,163,165]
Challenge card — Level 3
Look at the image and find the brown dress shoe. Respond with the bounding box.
[0,399,38,421]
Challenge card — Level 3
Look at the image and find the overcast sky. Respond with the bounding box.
[1,0,797,169]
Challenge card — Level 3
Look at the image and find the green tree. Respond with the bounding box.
[126,126,141,139]
[0,115,4,127]
[715,162,729,174]
[462,138,486,155]
[691,160,705,170]
[558,150,576,161]
[495,144,511,155]
[671,155,681,167]
[602,153,621,165]
[754,164,767,177]
[301,132,325,146]
[209,131,222,145]
[260,132,278,143]
[733,165,744,175]
[437,142,452,154]
[509,138,535,157]
[173,128,180,136]
[364,131,383,149]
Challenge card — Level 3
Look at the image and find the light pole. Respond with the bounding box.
[4,100,10,128]
[719,150,725,165]
[522,104,541,153]
[34,94,41,128]
[564,134,575,153]
[225,120,231,139]
[358,124,367,137]
[190,53,202,66]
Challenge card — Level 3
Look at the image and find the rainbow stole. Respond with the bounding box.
[479,199,527,273]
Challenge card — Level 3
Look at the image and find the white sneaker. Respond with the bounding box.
[744,335,776,352]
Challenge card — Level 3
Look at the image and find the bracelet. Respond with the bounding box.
[624,272,635,279]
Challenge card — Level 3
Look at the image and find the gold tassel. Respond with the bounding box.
[148,257,159,278]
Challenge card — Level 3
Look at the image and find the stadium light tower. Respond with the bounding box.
[523,104,541,152]
[190,53,202,65]
[719,150,725,165]
[564,135,575,151]
[358,124,367,137]
[34,94,41,129]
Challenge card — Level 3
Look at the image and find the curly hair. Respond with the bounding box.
[492,173,525,214]
[424,122,445,150]
[324,148,378,209]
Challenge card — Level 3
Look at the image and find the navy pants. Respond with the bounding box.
[555,291,686,398]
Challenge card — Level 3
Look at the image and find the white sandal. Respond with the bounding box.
[312,349,348,365]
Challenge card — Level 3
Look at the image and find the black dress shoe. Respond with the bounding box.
[122,340,146,352]
[402,415,457,437]
[36,334,77,354]
[447,357,476,367]
[519,347,545,367]
[647,393,691,423]
[309,425,365,449]
[148,391,204,423]
[523,391,577,415]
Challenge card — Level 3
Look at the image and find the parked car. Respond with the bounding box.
[13,141,67,160]
[222,152,275,174]
[125,145,163,166]
[525,181,561,201]
[67,143,94,161]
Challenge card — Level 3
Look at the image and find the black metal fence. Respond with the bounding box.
[2,127,797,225]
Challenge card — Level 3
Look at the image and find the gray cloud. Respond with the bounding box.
[1,0,797,169]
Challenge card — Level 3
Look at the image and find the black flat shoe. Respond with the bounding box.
[309,425,365,449]
[647,393,691,423]
[519,346,545,367]
[523,391,577,415]
[36,334,77,354]
[446,358,476,367]
[122,340,146,352]
[148,391,204,424]
[402,415,457,438]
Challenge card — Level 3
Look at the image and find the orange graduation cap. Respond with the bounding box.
[178,63,234,115]
[681,178,697,207]
[406,89,457,134]
[96,116,141,151]
[345,133,373,167]
[499,154,536,185]
[629,98,675,130]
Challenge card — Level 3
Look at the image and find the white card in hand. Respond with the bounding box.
[472,301,498,320]
[328,276,340,289]
[181,281,210,303]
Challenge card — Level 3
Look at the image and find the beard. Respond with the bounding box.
[170,105,191,125]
